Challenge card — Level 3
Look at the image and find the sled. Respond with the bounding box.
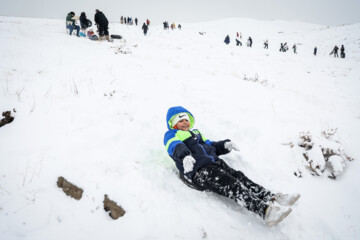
[179,174,206,191]
[111,34,122,39]
[89,35,99,41]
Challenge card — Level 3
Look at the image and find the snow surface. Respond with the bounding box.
[0,16,360,240]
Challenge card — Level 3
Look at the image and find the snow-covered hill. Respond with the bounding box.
[0,16,359,240]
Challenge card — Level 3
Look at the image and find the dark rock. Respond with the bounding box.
[57,176,83,200]
[0,111,14,128]
[103,194,126,219]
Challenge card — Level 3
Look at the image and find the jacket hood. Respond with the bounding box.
[166,106,195,130]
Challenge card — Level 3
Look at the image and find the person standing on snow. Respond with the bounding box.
[264,40,269,49]
[292,44,297,54]
[248,36,253,47]
[314,47,317,56]
[340,45,345,58]
[66,12,80,36]
[142,23,149,35]
[94,9,109,41]
[164,106,301,226]
[224,35,230,44]
[135,17,138,26]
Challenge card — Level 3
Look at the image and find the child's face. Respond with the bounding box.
[175,119,190,131]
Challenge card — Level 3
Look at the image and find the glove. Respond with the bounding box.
[183,155,196,174]
[224,141,239,151]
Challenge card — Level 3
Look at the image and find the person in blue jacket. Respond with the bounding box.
[224,35,230,44]
[164,106,300,226]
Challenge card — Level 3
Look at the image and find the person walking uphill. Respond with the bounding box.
[142,23,149,35]
[94,9,109,41]
[330,45,339,57]
[163,106,301,226]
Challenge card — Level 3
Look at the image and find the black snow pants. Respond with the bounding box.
[192,159,272,218]
[99,23,109,37]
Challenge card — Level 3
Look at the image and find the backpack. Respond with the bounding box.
[87,30,94,37]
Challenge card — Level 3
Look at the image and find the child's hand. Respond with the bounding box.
[224,141,240,151]
[183,155,196,173]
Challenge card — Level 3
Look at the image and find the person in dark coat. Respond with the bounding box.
[224,35,230,45]
[164,106,301,226]
[94,9,109,40]
[283,42,288,52]
[292,44,297,54]
[142,23,149,35]
[314,47,317,56]
[340,45,345,58]
[280,43,284,52]
[248,36,253,47]
[330,45,339,57]
[178,24,181,30]
[236,38,242,46]
[135,18,138,26]
[264,40,268,49]
[163,21,169,30]
[80,12,92,30]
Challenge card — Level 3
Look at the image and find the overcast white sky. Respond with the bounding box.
[1,0,359,26]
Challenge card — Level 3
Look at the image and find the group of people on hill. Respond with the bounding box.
[66,10,109,41]
[66,13,348,58]
[66,10,155,39]
[310,44,346,58]
[279,42,289,52]
[121,16,138,25]
[223,33,346,58]
[279,42,297,54]
[121,16,152,36]
[225,34,252,47]
[163,21,182,30]
[330,45,345,58]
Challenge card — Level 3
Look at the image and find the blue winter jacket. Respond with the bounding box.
[164,106,230,179]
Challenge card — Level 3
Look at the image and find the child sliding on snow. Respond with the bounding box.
[164,106,300,226]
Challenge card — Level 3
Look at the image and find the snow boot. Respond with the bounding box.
[264,203,292,226]
[274,193,301,206]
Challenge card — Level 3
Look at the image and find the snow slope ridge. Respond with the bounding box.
[0,16,359,240]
